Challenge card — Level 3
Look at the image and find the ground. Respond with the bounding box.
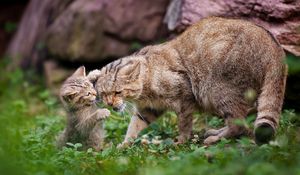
[0,59,300,175]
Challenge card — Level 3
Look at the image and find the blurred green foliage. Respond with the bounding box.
[0,59,300,175]
[285,54,300,75]
[130,42,143,52]
[4,22,17,33]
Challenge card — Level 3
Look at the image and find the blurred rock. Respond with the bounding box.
[6,0,74,69]
[0,1,27,57]
[44,60,73,95]
[103,0,169,41]
[46,0,169,62]
[165,0,300,56]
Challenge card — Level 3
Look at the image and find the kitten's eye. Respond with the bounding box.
[115,91,122,95]
[86,92,91,96]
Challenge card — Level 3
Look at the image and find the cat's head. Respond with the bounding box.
[60,66,97,109]
[95,57,144,111]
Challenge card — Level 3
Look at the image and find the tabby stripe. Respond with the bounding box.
[71,85,86,88]
[113,60,133,80]
[256,116,277,125]
[105,67,108,74]
[108,62,114,72]
[112,58,123,71]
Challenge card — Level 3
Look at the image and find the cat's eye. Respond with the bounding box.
[115,91,122,95]
[86,92,91,96]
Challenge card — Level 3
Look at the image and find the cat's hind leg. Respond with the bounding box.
[203,86,250,145]
[204,126,228,138]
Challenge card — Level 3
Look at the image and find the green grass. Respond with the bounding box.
[0,61,300,175]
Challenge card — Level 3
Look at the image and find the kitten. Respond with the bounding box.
[88,17,287,146]
[57,66,110,151]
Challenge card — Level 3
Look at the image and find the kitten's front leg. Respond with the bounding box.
[95,108,111,120]
[76,109,110,131]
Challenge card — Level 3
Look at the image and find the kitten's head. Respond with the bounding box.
[95,57,143,111]
[60,66,97,110]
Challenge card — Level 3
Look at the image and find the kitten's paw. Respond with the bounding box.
[87,69,101,83]
[97,109,111,120]
[203,135,221,145]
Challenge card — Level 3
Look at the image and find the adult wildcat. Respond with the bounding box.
[88,17,287,146]
[57,66,110,151]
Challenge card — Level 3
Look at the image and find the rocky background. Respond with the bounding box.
[1,0,300,110]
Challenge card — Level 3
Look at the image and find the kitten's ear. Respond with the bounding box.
[72,66,86,77]
[60,87,77,102]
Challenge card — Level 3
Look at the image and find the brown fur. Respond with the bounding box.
[57,66,110,151]
[89,17,287,145]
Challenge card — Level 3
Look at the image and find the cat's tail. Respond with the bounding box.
[254,58,288,144]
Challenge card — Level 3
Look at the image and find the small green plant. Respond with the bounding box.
[208,116,224,128]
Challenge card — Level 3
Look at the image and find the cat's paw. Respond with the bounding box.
[204,126,228,138]
[96,109,111,120]
[117,141,131,149]
[203,135,221,145]
[174,135,189,145]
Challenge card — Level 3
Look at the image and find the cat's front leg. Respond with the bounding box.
[176,103,195,144]
[177,113,193,144]
[118,115,148,148]
[119,108,160,148]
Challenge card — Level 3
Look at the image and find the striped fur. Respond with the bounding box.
[89,17,287,145]
[57,66,110,151]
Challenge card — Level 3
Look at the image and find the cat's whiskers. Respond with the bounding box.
[124,101,136,114]
[124,101,148,122]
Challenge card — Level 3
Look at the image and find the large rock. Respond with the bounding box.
[46,0,169,62]
[165,0,300,56]
[6,0,74,68]
[43,59,74,95]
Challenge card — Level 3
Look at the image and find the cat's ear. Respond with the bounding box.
[123,62,141,80]
[72,66,86,77]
